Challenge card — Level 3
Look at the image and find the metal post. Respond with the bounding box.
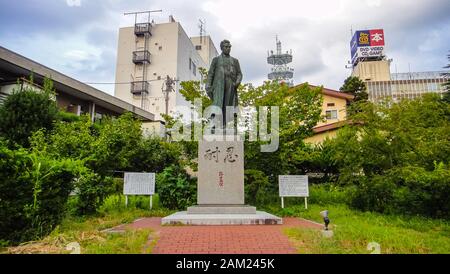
[281,197,284,209]
[150,195,153,210]
[89,102,96,122]
[305,197,308,210]
[125,195,128,207]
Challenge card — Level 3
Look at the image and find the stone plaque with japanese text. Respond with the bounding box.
[279,175,309,197]
[198,139,244,204]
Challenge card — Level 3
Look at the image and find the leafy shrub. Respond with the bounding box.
[389,164,449,218]
[98,194,161,214]
[156,165,196,210]
[347,176,397,214]
[0,142,83,244]
[347,164,450,218]
[308,184,349,205]
[0,78,59,148]
[31,113,176,215]
[70,172,115,215]
[57,111,81,123]
[244,169,271,206]
[128,137,181,173]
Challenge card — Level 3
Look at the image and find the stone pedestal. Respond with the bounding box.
[162,211,282,225]
[197,139,245,205]
[187,205,256,214]
[161,137,281,225]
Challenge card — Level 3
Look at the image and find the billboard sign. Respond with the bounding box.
[351,29,385,65]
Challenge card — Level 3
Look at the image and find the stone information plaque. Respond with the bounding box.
[123,172,155,195]
[279,175,309,197]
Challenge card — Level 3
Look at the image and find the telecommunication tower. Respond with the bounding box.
[267,36,294,86]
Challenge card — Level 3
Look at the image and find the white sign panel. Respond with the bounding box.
[123,172,155,195]
[354,46,384,58]
[279,175,309,197]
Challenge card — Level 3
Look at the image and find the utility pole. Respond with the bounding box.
[162,75,176,141]
[163,75,176,117]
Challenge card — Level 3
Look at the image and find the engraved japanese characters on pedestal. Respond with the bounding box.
[197,141,244,205]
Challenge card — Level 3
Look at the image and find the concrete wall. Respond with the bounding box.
[351,60,391,81]
[190,36,219,66]
[1,82,40,95]
[304,129,338,145]
[175,23,207,117]
[142,121,166,138]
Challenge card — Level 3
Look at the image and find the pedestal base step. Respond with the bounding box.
[161,211,282,225]
[187,205,256,214]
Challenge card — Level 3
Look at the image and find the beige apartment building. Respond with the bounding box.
[303,85,354,145]
[114,16,218,121]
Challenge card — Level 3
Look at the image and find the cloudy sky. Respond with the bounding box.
[0,0,449,95]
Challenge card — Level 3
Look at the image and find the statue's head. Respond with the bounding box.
[220,40,232,56]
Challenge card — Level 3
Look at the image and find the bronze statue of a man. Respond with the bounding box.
[206,40,243,119]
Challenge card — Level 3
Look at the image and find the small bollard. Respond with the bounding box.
[320,210,333,237]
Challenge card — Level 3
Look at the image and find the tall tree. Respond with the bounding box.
[176,78,323,187]
[340,76,369,103]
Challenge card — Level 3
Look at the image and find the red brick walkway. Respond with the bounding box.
[115,217,322,254]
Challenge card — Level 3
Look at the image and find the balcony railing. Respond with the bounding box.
[132,50,151,64]
[131,81,149,95]
[134,23,152,36]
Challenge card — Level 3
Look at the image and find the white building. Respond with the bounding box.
[114,16,218,121]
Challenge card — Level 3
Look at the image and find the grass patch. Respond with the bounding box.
[83,229,153,254]
[274,203,450,254]
[2,196,174,254]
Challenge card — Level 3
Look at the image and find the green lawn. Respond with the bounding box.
[3,195,449,254]
[265,203,450,254]
[3,194,173,254]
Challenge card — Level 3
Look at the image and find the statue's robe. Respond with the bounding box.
[206,53,243,111]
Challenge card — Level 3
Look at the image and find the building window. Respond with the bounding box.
[326,110,338,120]
[327,103,335,107]
[196,45,202,50]
[189,57,197,76]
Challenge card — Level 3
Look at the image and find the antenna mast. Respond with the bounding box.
[267,36,294,86]
[124,9,163,24]
[198,19,205,44]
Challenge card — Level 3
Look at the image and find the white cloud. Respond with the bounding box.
[365,0,382,8]
[66,0,82,7]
